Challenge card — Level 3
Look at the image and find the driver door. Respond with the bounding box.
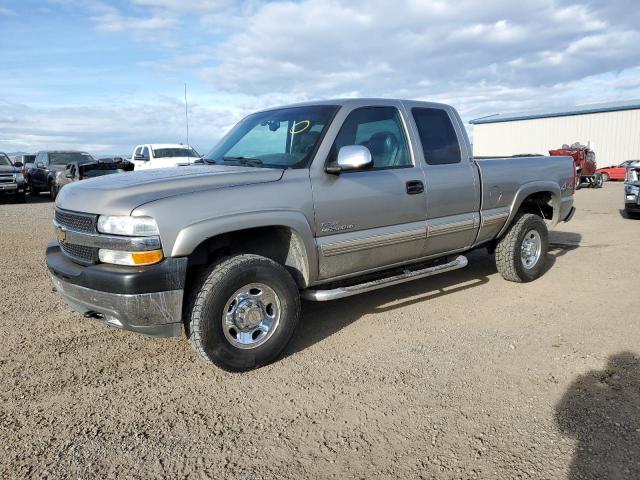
[310,106,428,280]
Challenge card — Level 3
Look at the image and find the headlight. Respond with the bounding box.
[98,249,163,266]
[14,173,24,182]
[97,215,159,236]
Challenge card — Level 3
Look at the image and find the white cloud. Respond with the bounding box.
[7,0,640,153]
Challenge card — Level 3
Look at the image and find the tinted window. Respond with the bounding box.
[142,147,150,159]
[49,152,94,165]
[332,107,411,169]
[152,147,199,158]
[412,108,461,165]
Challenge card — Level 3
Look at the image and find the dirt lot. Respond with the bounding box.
[1,183,639,479]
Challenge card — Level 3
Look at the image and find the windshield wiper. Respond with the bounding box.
[223,156,263,167]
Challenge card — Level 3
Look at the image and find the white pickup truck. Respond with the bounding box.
[131,144,200,170]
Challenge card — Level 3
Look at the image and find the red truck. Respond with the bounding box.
[549,143,602,189]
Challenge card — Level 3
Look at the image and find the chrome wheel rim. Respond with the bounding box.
[222,283,281,349]
[521,230,542,270]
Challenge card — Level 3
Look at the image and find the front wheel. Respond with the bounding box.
[186,254,301,371]
[601,172,610,182]
[49,182,58,201]
[495,214,549,283]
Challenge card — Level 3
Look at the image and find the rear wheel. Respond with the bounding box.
[601,172,610,182]
[187,254,301,371]
[594,173,604,188]
[495,214,549,283]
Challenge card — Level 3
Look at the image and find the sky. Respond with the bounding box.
[1,0,640,156]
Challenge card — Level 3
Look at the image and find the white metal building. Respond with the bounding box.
[470,100,640,167]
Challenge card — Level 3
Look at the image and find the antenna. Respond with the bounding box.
[184,83,189,146]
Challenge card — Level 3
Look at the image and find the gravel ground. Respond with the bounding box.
[1,183,639,479]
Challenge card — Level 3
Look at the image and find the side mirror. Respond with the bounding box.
[326,145,373,174]
[65,172,74,179]
[36,162,45,169]
[14,161,23,168]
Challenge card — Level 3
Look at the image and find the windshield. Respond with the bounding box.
[50,152,94,165]
[0,154,11,167]
[152,147,200,158]
[204,105,339,168]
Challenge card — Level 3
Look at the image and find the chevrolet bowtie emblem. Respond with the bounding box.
[56,227,66,243]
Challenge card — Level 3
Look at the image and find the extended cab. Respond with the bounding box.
[131,144,200,170]
[46,99,576,370]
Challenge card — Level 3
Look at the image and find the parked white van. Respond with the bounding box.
[131,144,200,170]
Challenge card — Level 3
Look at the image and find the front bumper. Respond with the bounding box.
[46,243,187,337]
[626,203,640,213]
[0,183,24,196]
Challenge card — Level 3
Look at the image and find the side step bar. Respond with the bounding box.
[301,255,468,302]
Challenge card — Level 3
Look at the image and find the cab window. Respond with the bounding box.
[331,107,411,169]
[412,108,462,165]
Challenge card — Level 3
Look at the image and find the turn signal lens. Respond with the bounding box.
[98,249,163,266]
[131,250,164,265]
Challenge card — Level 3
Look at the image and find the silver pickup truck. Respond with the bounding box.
[47,99,576,370]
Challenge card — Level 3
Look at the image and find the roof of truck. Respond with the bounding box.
[254,98,453,112]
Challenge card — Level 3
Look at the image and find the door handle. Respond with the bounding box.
[406,180,424,195]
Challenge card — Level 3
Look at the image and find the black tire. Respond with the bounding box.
[14,192,26,203]
[187,254,301,371]
[575,178,582,190]
[601,173,610,182]
[594,173,604,189]
[495,213,549,283]
[49,182,58,201]
[30,185,40,196]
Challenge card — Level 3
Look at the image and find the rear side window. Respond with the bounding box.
[412,108,461,165]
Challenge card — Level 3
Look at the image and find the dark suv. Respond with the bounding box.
[0,152,27,202]
[29,151,95,200]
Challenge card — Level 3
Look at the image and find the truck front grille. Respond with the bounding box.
[55,208,99,264]
[0,174,14,184]
[60,241,98,265]
[55,208,97,233]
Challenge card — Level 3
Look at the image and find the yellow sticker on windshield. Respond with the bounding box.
[290,120,311,135]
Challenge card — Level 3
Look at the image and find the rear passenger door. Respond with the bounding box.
[310,106,428,280]
[32,152,48,188]
[410,107,481,256]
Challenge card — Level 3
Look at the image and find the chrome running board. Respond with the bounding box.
[301,255,468,302]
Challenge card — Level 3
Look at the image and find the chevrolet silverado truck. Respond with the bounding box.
[46,99,576,371]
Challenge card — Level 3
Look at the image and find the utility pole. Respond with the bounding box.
[184,83,189,146]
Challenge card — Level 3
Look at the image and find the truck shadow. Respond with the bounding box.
[286,231,581,357]
[555,351,640,479]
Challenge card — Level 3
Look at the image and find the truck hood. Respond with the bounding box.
[56,165,284,215]
[0,166,19,174]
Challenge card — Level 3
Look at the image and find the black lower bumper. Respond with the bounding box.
[46,243,188,337]
[625,203,640,214]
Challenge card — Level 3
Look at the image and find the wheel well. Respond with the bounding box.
[518,191,554,221]
[185,226,310,289]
